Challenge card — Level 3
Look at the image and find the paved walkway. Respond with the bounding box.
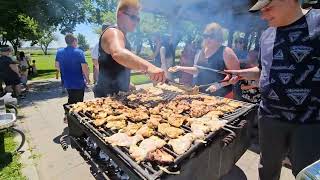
[18,79,295,180]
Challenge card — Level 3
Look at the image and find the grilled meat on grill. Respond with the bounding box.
[176,100,190,112]
[156,84,185,93]
[168,133,195,155]
[93,118,108,126]
[147,115,162,128]
[106,114,127,121]
[136,125,154,138]
[149,104,164,115]
[190,120,210,139]
[122,123,143,136]
[159,109,174,120]
[125,110,149,122]
[105,133,143,147]
[147,149,174,164]
[168,114,188,128]
[106,120,127,130]
[205,111,224,118]
[129,136,166,162]
[158,123,184,139]
[189,118,225,135]
[145,87,164,95]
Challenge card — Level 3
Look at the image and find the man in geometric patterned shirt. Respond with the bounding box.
[226,0,320,179]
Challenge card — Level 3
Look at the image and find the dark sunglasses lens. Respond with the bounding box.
[203,34,213,39]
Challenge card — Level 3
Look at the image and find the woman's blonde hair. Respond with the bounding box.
[203,22,224,43]
[117,0,140,13]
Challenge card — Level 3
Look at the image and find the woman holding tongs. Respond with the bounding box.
[169,22,239,98]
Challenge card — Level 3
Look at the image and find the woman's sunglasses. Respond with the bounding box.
[123,11,140,22]
[202,34,215,40]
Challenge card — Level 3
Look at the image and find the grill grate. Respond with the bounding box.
[66,92,256,180]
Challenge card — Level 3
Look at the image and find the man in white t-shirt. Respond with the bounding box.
[91,24,110,84]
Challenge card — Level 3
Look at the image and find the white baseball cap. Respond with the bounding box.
[249,0,272,12]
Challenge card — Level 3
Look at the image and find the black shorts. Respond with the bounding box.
[3,75,21,86]
[66,89,85,104]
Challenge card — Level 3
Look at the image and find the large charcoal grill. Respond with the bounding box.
[64,92,257,180]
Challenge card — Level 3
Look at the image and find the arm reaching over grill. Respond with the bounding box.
[105,133,143,147]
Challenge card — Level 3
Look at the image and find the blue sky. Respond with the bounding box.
[50,23,100,48]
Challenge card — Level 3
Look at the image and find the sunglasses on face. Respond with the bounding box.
[123,11,140,22]
[202,34,216,40]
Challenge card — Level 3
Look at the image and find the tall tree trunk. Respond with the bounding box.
[44,44,49,55]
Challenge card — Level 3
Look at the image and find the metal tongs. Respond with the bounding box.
[194,65,231,76]
[165,66,233,94]
[165,79,200,94]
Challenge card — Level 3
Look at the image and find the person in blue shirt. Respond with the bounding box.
[55,34,90,122]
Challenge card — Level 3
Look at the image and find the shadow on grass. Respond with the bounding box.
[29,69,56,80]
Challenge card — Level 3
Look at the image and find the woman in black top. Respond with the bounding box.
[169,22,240,98]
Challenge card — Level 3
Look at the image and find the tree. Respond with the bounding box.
[0,14,42,54]
[38,28,57,55]
[0,0,87,53]
[85,0,117,25]
[77,34,89,51]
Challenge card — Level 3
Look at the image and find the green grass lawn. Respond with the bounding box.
[30,54,151,85]
[0,132,27,180]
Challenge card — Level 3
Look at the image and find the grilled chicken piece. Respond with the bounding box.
[228,101,242,108]
[145,87,164,95]
[167,101,178,110]
[205,111,224,118]
[189,118,225,137]
[190,121,210,140]
[158,123,184,139]
[168,114,188,128]
[176,100,190,113]
[159,109,174,120]
[168,133,194,155]
[122,123,142,136]
[129,136,166,162]
[147,115,162,128]
[70,102,87,112]
[125,110,149,122]
[190,106,209,118]
[93,118,108,126]
[205,120,226,132]
[106,114,127,121]
[136,125,154,138]
[147,149,174,164]
[106,120,126,130]
[215,105,236,113]
[105,133,143,147]
[149,104,164,115]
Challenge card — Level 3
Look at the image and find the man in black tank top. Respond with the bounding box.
[94,0,165,97]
